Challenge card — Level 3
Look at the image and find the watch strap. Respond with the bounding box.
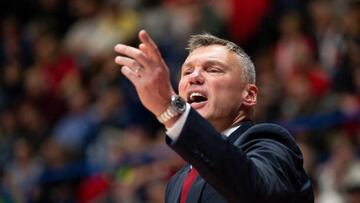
[157,106,179,123]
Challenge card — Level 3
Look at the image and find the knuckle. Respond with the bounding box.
[134,52,140,57]
[130,60,137,67]
[135,51,143,59]
[154,46,160,54]
[140,54,148,62]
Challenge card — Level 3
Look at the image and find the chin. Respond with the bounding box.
[197,110,210,119]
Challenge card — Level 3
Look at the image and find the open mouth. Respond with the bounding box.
[188,92,208,108]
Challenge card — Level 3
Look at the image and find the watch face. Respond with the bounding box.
[172,95,186,112]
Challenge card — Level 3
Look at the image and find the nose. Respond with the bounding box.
[188,69,205,85]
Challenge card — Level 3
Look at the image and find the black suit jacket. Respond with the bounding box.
[165,109,314,203]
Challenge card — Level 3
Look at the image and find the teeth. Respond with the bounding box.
[190,92,205,101]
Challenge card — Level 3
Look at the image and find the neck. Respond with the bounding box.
[212,113,249,132]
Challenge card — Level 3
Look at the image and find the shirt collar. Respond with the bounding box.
[222,125,241,137]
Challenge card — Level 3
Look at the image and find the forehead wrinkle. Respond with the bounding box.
[183,52,228,67]
[182,45,242,72]
[184,58,226,67]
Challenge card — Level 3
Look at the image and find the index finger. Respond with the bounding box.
[138,30,161,58]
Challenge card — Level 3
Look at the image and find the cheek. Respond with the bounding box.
[208,82,227,106]
[210,80,243,104]
[210,79,229,96]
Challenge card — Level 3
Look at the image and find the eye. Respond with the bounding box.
[208,68,219,72]
[206,66,223,74]
[182,67,193,76]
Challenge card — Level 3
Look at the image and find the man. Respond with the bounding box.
[114,30,314,203]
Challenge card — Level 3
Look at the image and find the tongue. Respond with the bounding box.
[190,98,207,109]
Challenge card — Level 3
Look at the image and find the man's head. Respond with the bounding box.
[179,33,258,131]
[187,34,256,84]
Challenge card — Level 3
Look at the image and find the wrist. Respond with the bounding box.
[156,95,186,124]
[163,114,181,129]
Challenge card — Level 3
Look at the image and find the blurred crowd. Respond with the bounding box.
[0,0,359,202]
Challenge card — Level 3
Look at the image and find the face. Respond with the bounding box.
[179,45,256,131]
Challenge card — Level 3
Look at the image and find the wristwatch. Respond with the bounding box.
[157,95,186,123]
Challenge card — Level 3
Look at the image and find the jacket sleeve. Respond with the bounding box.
[166,108,313,203]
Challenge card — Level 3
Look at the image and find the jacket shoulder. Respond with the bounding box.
[234,123,303,157]
[246,123,292,136]
[235,123,295,144]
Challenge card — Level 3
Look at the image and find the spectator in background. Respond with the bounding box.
[34,30,79,98]
[343,161,360,203]
[0,17,33,68]
[31,28,80,124]
[252,50,282,121]
[228,0,270,46]
[0,109,18,172]
[3,138,42,203]
[52,86,97,155]
[309,0,344,76]
[316,135,360,203]
[65,0,139,60]
[22,67,52,123]
[274,11,314,82]
[333,1,360,94]
[0,63,23,109]
[273,11,331,120]
[16,102,48,150]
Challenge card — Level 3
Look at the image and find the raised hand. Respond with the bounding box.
[114,30,175,117]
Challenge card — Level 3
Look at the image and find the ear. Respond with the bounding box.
[242,84,258,107]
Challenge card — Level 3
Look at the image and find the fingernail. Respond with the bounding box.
[115,56,122,63]
[114,44,122,51]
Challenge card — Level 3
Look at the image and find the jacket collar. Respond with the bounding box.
[227,120,253,143]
